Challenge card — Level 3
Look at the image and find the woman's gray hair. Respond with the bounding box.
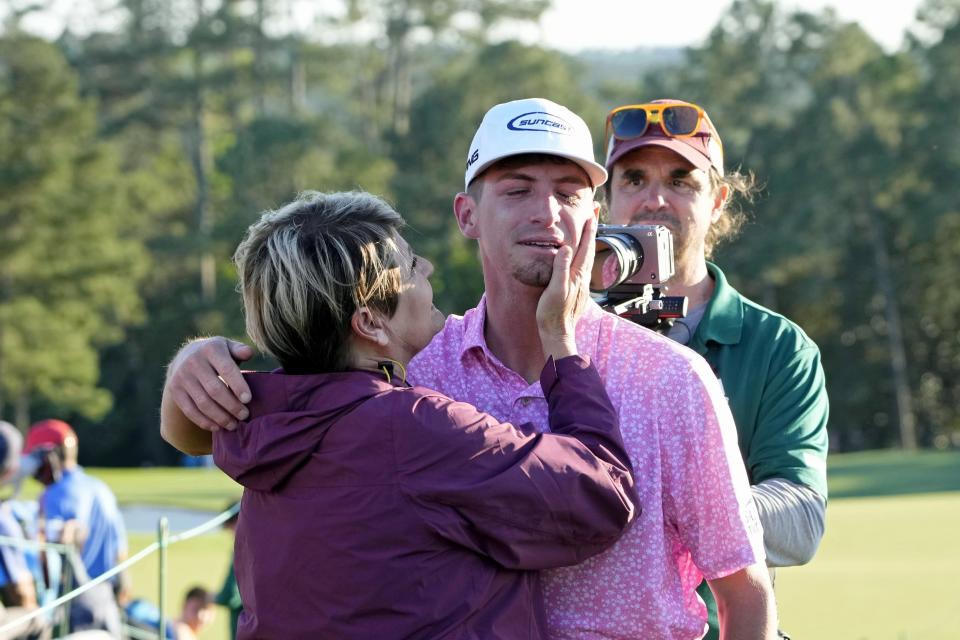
[234,190,406,373]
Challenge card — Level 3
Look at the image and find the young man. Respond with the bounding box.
[602,99,829,639]
[162,98,776,639]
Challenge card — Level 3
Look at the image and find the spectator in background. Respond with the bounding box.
[23,419,128,602]
[174,587,214,640]
[19,420,124,636]
[0,421,50,640]
[214,505,241,640]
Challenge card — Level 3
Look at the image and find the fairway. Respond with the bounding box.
[774,450,960,638]
[777,491,960,639]
[60,449,960,639]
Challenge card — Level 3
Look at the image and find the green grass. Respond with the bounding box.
[826,449,960,499]
[17,467,243,511]
[777,490,960,639]
[94,467,242,510]
[34,449,957,640]
[775,449,960,639]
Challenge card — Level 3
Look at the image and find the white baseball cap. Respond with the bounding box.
[463,98,608,190]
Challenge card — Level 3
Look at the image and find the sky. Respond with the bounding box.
[5,0,929,52]
[509,0,927,52]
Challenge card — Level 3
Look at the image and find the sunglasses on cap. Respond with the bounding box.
[604,101,722,151]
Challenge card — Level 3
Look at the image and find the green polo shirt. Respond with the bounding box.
[692,262,829,639]
[690,262,829,495]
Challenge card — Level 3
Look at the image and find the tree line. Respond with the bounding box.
[1,0,958,464]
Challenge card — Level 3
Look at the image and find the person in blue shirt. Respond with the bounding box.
[23,419,129,604]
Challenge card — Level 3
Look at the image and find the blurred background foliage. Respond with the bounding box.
[1,0,959,463]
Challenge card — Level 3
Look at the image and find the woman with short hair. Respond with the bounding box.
[182,190,638,638]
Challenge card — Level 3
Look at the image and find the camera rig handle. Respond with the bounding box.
[595,284,688,331]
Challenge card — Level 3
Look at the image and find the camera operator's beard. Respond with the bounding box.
[671,233,697,267]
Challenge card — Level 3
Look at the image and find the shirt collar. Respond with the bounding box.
[459,294,607,361]
[690,261,742,349]
[460,293,491,359]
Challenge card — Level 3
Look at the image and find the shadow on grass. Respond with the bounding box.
[828,449,960,499]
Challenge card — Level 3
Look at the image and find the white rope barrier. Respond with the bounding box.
[0,535,77,555]
[167,504,239,545]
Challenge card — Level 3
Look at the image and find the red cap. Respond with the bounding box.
[605,99,724,176]
[24,419,77,453]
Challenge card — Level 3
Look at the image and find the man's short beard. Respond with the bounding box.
[512,260,553,288]
[672,233,696,266]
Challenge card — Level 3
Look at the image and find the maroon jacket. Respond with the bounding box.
[214,355,637,639]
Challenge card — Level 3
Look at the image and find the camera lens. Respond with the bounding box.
[590,233,643,292]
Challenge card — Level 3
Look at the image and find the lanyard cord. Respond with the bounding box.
[377,359,408,385]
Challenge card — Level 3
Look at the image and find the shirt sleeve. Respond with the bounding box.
[661,357,765,580]
[395,355,638,571]
[749,345,830,499]
[751,478,826,567]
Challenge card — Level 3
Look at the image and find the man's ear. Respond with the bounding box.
[711,183,730,224]
[351,306,389,347]
[453,192,480,239]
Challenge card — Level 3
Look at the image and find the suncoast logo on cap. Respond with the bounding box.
[507,112,573,134]
[463,98,607,190]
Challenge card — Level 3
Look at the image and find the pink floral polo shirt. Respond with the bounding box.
[409,296,764,640]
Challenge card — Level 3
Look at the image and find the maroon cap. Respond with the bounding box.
[604,99,724,176]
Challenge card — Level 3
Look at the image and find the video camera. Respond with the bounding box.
[589,224,688,329]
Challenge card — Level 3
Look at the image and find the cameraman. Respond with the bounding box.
[601,99,829,639]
